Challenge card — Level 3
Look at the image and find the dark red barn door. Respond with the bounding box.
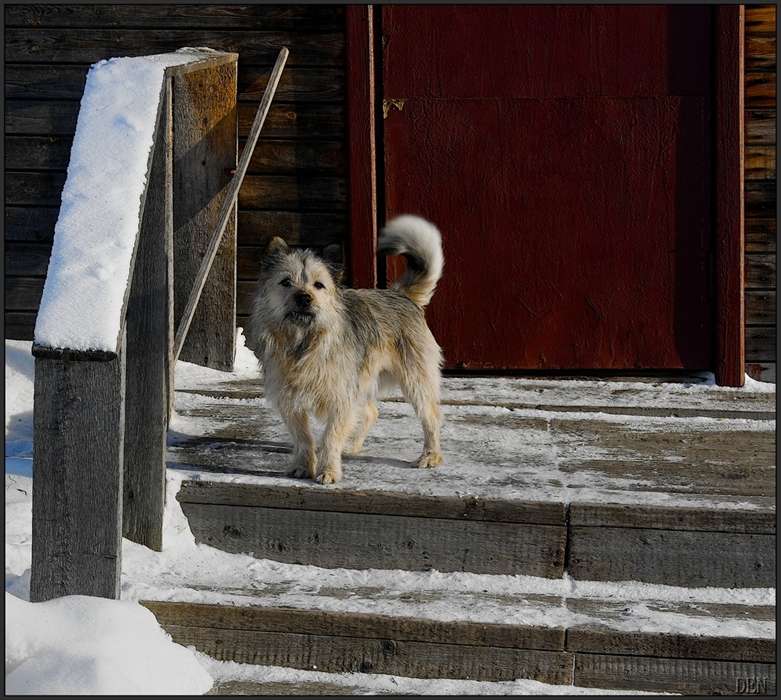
[377,5,723,372]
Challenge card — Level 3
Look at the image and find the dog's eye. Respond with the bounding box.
[313,281,326,290]
[280,278,292,287]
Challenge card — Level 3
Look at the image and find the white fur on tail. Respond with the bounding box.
[378,215,444,308]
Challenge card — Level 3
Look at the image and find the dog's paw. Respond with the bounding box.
[314,470,341,485]
[416,451,443,469]
[286,465,313,479]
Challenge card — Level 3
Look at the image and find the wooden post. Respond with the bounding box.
[172,60,238,371]
[122,79,173,551]
[30,333,127,602]
[714,5,745,387]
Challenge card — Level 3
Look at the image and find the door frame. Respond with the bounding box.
[345,5,745,386]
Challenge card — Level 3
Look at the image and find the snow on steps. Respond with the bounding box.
[141,567,775,695]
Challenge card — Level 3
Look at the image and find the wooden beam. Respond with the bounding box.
[30,335,126,602]
[122,78,173,551]
[713,5,745,386]
[345,4,378,288]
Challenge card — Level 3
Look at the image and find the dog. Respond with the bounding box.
[248,214,444,484]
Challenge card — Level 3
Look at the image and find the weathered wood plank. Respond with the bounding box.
[745,73,776,108]
[746,326,777,361]
[244,138,346,175]
[745,35,776,72]
[122,83,172,551]
[4,99,80,135]
[177,481,567,524]
[745,5,777,35]
[5,171,66,206]
[153,623,575,684]
[567,526,775,588]
[239,67,344,104]
[4,312,36,340]
[238,103,345,139]
[568,628,775,663]
[4,29,344,65]
[568,503,775,534]
[4,276,44,310]
[5,206,59,242]
[746,253,777,288]
[172,61,237,371]
[4,64,89,100]
[745,110,776,145]
[30,339,126,601]
[5,135,73,170]
[745,219,777,253]
[5,242,52,276]
[141,601,565,651]
[180,502,567,577]
[573,653,776,695]
[238,175,347,211]
[237,211,347,247]
[745,181,777,217]
[746,290,776,325]
[4,4,345,31]
[745,145,776,180]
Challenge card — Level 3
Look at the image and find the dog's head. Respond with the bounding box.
[253,237,343,330]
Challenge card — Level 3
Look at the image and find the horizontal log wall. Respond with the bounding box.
[4,4,347,338]
[744,5,777,382]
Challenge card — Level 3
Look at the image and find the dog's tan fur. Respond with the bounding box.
[248,215,444,484]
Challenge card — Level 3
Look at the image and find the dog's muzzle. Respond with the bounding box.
[289,292,315,325]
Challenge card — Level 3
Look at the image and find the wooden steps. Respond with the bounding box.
[142,579,775,695]
[154,374,776,693]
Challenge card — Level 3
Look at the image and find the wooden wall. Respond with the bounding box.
[4,4,347,337]
[4,4,776,382]
[744,4,777,383]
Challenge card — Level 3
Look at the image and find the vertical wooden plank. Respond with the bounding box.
[30,334,126,602]
[714,5,745,386]
[172,61,237,371]
[122,80,173,551]
[345,4,378,288]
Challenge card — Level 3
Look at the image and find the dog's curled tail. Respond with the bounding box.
[378,215,444,308]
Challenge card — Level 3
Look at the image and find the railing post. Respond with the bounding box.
[30,333,127,602]
[122,78,174,551]
[172,59,238,371]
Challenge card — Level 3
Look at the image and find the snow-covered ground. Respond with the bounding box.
[5,335,775,695]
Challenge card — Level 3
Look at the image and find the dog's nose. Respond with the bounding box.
[295,292,312,308]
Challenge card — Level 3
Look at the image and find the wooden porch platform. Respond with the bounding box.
[149,370,776,694]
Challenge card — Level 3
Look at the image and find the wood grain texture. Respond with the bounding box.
[141,601,565,651]
[744,145,776,180]
[5,135,73,170]
[573,653,775,695]
[745,219,776,253]
[30,343,126,601]
[5,206,59,242]
[180,502,567,577]
[154,623,575,684]
[238,175,347,210]
[746,326,777,361]
[176,481,566,524]
[746,254,777,288]
[568,628,775,663]
[172,62,237,371]
[567,526,775,588]
[745,5,777,35]
[122,83,172,551]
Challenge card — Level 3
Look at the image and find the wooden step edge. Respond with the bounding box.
[141,601,775,664]
[176,480,567,525]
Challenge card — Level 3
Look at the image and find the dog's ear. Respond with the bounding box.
[322,243,344,283]
[263,236,289,259]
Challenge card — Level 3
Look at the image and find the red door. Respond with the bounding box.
[379,5,718,371]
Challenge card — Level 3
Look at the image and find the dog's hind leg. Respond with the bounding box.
[283,410,317,479]
[400,378,443,469]
[344,400,379,455]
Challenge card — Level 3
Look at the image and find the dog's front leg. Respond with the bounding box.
[282,410,317,479]
[315,408,357,484]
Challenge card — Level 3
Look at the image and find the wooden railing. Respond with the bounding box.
[29,48,287,602]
